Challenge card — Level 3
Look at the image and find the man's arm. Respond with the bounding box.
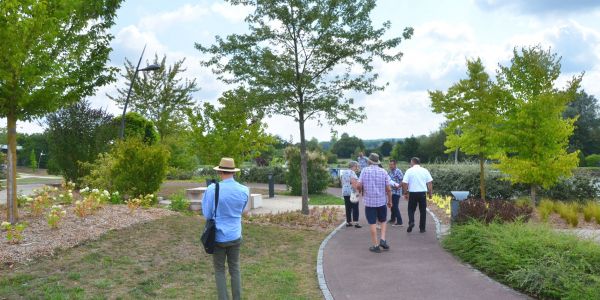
[386,184,392,208]
[402,182,409,199]
[427,181,433,199]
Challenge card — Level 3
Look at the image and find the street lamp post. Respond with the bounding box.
[119,44,161,139]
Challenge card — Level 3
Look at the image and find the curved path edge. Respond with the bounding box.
[317,221,346,300]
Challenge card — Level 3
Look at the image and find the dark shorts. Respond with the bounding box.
[365,205,387,224]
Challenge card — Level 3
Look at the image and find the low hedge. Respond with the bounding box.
[195,165,286,184]
[426,164,599,201]
[443,221,600,299]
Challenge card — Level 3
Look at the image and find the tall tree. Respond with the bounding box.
[564,91,600,155]
[379,141,393,157]
[0,0,122,223]
[109,54,199,139]
[45,100,114,185]
[430,58,505,200]
[331,133,364,158]
[197,0,412,214]
[495,46,580,204]
[188,88,274,165]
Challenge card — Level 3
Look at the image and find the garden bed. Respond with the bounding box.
[0,205,175,268]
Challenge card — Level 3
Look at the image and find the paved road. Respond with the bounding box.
[0,184,47,205]
[322,198,528,300]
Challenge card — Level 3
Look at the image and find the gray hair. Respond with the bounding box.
[348,161,358,168]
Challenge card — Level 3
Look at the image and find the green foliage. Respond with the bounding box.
[495,46,581,203]
[45,100,114,184]
[110,139,169,197]
[538,199,554,221]
[284,147,329,195]
[29,149,37,172]
[83,139,170,197]
[584,154,600,167]
[442,221,600,299]
[0,0,123,222]
[379,141,393,157]
[197,0,413,213]
[542,172,600,202]
[188,88,274,165]
[428,165,514,200]
[326,152,338,164]
[239,166,286,184]
[112,112,159,145]
[168,192,190,213]
[108,54,199,139]
[430,58,505,200]
[162,133,199,172]
[17,133,49,169]
[331,133,365,158]
[564,91,600,155]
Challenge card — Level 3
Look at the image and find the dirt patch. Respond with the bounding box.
[427,200,451,226]
[0,205,175,269]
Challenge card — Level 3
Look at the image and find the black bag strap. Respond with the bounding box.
[213,182,220,219]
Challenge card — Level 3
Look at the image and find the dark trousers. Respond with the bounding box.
[389,194,403,224]
[343,196,359,223]
[408,192,427,230]
[213,239,242,300]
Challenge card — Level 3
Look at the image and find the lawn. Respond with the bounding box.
[308,193,344,205]
[0,215,327,299]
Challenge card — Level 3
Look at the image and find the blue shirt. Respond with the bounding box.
[357,156,368,170]
[388,168,404,195]
[202,178,249,243]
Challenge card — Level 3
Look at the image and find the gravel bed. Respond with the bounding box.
[0,205,176,268]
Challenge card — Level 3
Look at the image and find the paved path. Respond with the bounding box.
[0,184,47,205]
[322,198,528,300]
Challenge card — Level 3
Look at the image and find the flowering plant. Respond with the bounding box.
[431,194,452,216]
[47,205,67,229]
[127,198,142,214]
[1,221,27,244]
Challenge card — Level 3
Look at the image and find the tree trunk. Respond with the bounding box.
[298,118,309,215]
[479,154,486,201]
[6,114,18,223]
[530,184,538,206]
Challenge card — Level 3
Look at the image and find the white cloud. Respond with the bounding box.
[114,25,169,55]
[138,4,209,32]
[210,2,254,23]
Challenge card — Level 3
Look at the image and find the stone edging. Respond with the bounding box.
[426,207,443,240]
[317,221,346,300]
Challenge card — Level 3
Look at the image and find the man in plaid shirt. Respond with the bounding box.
[357,153,392,253]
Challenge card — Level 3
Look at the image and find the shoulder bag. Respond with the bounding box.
[201,182,219,254]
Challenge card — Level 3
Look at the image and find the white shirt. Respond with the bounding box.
[402,165,433,192]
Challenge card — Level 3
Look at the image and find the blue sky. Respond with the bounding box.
[19,0,600,142]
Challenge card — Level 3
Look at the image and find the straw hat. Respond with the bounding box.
[213,157,240,172]
[367,153,380,164]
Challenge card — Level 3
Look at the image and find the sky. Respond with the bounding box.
[16,0,600,142]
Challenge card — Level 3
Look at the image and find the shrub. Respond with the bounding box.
[584,154,600,167]
[47,205,66,229]
[109,191,123,204]
[169,192,190,212]
[554,202,580,227]
[428,165,515,200]
[166,167,195,180]
[1,221,27,244]
[284,147,330,195]
[238,166,286,184]
[442,221,600,299]
[455,199,533,224]
[84,138,170,197]
[543,172,600,202]
[326,152,338,164]
[582,202,600,222]
[538,199,554,222]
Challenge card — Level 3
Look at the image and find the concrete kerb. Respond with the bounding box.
[317,221,346,300]
[426,207,443,240]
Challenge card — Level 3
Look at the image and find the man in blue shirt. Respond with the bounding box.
[388,160,404,226]
[202,157,249,300]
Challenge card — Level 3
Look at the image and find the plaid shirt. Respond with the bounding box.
[358,165,389,207]
[388,168,404,196]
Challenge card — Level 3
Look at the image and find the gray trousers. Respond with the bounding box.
[213,238,242,300]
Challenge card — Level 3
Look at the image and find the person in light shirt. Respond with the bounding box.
[401,157,433,233]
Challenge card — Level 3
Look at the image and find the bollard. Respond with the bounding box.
[268,173,275,198]
[450,191,470,222]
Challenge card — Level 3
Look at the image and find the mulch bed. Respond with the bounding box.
[0,205,175,269]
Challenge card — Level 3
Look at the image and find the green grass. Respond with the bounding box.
[0,215,327,299]
[308,193,344,205]
[443,221,600,299]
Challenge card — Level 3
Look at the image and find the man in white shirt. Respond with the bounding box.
[401,157,433,233]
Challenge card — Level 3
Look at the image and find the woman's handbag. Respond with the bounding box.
[201,182,219,254]
[349,191,361,203]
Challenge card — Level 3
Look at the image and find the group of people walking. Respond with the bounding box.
[341,152,433,253]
